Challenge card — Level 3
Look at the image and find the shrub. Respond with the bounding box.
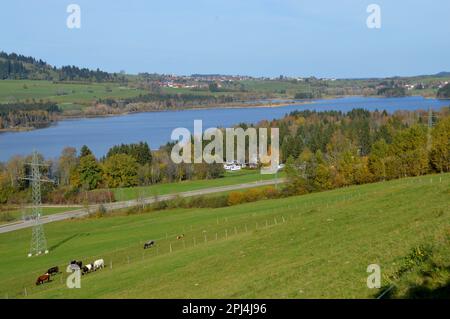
[263,186,281,199]
[228,192,244,206]
[48,188,115,204]
[243,188,265,203]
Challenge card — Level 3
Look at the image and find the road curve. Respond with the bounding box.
[0,178,285,234]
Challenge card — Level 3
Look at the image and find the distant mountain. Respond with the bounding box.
[0,51,122,82]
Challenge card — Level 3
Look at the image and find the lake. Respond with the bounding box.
[0,96,448,161]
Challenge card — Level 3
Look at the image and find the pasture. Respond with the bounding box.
[0,80,146,107]
[0,206,80,225]
[0,173,448,298]
[110,169,283,201]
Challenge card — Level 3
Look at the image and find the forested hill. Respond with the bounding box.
[0,51,123,82]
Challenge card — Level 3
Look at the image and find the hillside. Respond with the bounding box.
[0,51,123,82]
[0,173,448,299]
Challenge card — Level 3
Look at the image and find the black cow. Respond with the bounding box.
[144,240,155,249]
[81,265,89,275]
[47,266,59,275]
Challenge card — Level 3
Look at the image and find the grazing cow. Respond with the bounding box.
[144,240,155,249]
[36,273,50,286]
[82,263,93,275]
[47,266,59,276]
[176,234,185,240]
[93,259,105,271]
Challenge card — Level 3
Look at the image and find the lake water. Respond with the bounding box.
[0,96,448,161]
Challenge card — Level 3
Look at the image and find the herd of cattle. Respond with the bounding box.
[35,237,190,286]
[35,259,105,286]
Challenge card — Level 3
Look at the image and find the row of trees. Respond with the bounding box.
[99,92,239,111]
[58,66,118,82]
[280,108,450,195]
[0,102,61,129]
[0,142,225,205]
[0,60,29,80]
[0,51,126,82]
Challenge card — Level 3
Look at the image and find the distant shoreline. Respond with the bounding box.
[1,95,448,133]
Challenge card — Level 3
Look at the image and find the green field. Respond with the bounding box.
[110,169,283,201]
[0,207,80,225]
[0,80,146,108]
[0,173,448,299]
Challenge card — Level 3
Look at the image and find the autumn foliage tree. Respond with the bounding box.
[103,154,139,188]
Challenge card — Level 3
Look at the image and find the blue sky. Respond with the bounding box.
[1,0,449,78]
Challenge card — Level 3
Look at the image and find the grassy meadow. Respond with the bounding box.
[0,80,146,109]
[0,173,448,299]
[0,206,80,225]
[110,169,283,201]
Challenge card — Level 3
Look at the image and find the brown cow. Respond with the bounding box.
[36,273,51,285]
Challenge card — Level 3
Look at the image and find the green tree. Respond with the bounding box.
[58,147,78,186]
[77,154,103,190]
[106,142,152,165]
[312,150,332,190]
[80,145,93,158]
[390,125,429,177]
[103,154,139,188]
[430,116,450,172]
[368,139,390,181]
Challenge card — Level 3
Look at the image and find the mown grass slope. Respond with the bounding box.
[110,169,282,201]
[0,174,448,299]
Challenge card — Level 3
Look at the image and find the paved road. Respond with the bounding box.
[0,178,285,234]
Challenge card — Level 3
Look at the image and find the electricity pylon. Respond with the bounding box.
[22,151,53,257]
